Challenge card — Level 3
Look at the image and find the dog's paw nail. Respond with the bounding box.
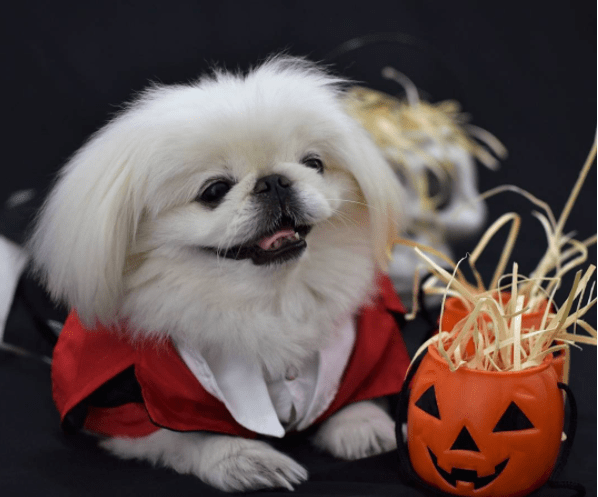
[313,402,397,460]
[206,440,308,492]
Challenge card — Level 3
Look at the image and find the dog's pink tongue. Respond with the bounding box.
[258,229,296,250]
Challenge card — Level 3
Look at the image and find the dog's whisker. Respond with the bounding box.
[215,237,236,269]
[235,245,244,259]
[326,207,360,228]
[330,211,360,229]
[325,198,401,223]
[324,198,368,208]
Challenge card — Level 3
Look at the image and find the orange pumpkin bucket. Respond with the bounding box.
[394,140,596,496]
[405,345,564,497]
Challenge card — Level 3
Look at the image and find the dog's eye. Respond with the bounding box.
[301,156,324,174]
[197,180,232,206]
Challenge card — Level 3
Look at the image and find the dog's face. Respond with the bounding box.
[30,57,405,365]
[197,167,322,266]
[157,158,343,267]
[134,95,361,270]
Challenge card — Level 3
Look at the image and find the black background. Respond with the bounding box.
[0,1,596,496]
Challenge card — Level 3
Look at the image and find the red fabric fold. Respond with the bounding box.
[52,273,410,438]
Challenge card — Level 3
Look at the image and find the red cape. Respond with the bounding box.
[52,274,410,438]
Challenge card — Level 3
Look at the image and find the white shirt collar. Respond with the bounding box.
[175,315,356,437]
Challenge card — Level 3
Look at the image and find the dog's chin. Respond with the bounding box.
[201,216,313,266]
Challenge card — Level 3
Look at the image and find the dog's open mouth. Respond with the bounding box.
[203,216,312,265]
[428,448,508,490]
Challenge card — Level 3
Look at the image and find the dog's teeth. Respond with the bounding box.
[260,230,304,251]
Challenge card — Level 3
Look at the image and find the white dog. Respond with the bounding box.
[29,56,411,492]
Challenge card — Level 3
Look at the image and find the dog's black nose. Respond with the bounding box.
[253,174,296,216]
[253,174,292,195]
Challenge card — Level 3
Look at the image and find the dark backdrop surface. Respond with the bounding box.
[1,1,596,496]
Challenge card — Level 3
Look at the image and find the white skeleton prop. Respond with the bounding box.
[343,68,507,306]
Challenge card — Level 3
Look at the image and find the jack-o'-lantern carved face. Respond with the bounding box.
[407,346,564,497]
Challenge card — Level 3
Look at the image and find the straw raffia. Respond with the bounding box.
[395,139,597,374]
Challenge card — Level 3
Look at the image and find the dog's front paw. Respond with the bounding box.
[312,400,397,460]
[100,429,307,493]
[201,436,308,492]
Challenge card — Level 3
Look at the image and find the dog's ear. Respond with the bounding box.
[336,119,407,271]
[28,116,147,328]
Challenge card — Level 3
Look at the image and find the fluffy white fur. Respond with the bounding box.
[29,56,406,492]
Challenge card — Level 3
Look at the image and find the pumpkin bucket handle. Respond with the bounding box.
[546,382,585,496]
